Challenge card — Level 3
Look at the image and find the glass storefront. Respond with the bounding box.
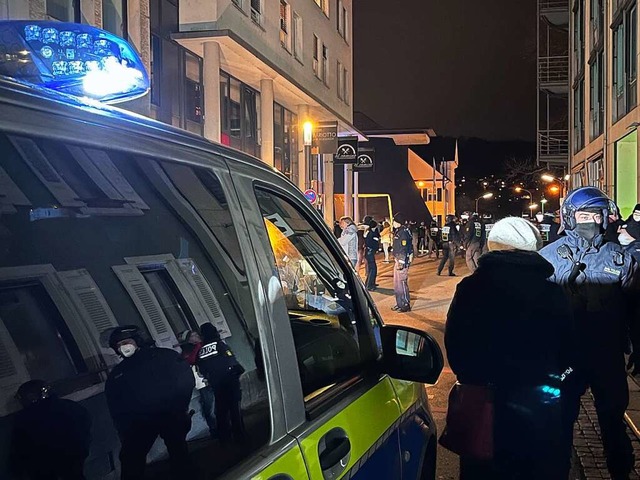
[274,103,298,184]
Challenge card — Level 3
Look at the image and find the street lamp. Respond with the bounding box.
[514,186,533,211]
[475,192,494,212]
[303,121,313,189]
[529,203,539,215]
[540,197,548,214]
[541,173,569,197]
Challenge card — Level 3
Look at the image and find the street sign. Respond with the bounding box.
[334,136,358,163]
[303,189,318,205]
[354,145,375,172]
[313,121,338,154]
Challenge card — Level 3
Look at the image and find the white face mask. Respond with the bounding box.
[619,230,635,246]
[633,212,640,222]
[393,221,401,229]
[119,344,137,358]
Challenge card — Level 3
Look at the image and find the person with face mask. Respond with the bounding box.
[391,213,413,312]
[539,187,640,480]
[105,325,195,480]
[619,221,640,262]
[626,203,640,224]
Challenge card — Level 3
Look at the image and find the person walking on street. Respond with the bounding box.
[438,215,460,276]
[445,217,574,479]
[540,187,639,480]
[105,326,195,480]
[428,221,441,258]
[391,213,413,312]
[338,216,358,267]
[464,213,485,272]
[364,219,381,291]
[411,221,420,258]
[380,221,393,263]
[197,323,245,444]
[418,221,427,255]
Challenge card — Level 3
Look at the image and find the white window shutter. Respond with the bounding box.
[0,165,31,210]
[83,148,150,210]
[56,269,120,367]
[0,317,29,388]
[66,146,125,201]
[8,136,86,208]
[111,265,178,349]
[175,259,232,338]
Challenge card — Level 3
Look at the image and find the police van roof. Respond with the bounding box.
[0,74,279,177]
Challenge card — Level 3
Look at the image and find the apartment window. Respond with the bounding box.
[273,103,299,183]
[572,169,585,189]
[46,0,79,22]
[589,51,604,140]
[184,52,204,134]
[293,13,303,61]
[314,0,329,17]
[590,0,603,48]
[220,71,261,157]
[337,1,348,41]
[322,44,328,85]
[337,61,343,99]
[573,79,585,152]
[343,67,349,104]
[587,157,605,190]
[102,0,127,38]
[313,35,320,77]
[232,0,242,7]
[573,0,585,78]
[612,6,637,121]
[280,1,290,51]
[251,0,262,24]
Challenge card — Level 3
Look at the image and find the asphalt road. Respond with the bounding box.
[366,252,467,479]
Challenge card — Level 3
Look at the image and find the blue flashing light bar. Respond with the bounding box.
[0,21,149,104]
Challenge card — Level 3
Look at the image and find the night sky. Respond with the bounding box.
[353,0,537,142]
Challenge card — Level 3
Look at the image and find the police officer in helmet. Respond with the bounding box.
[540,187,639,479]
[105,325,195,480]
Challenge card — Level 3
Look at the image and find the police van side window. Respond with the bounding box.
[254,187,377,401]
[0,133,270,479]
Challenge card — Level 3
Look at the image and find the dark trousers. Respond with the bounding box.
[563,352,633,479]
[198,385,217,437]
[213,376,244,443]
[119,412,192,480]
[438,245,455,275]
[19,455,87,480]
[465,242,482,272]
[365,249,377,289]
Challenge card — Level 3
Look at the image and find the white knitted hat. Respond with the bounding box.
[487,217,543,252]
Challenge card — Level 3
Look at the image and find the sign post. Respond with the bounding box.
[313,121,338,154]
[303,189,318,205]
[354,146,375,172]
[334,136,358,164]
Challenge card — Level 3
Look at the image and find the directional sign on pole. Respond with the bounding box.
[354,145,375,172]
[334,136,358,164]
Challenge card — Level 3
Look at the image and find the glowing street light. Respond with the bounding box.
[303,121,313,147]
[475,192,494,212]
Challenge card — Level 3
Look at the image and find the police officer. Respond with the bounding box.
[427,220,441,258]
[464,213,485,272]
[539,212,561,246]
[540,187,639,479]
[105,326,195,480]
[10,380,91,480]
[438,214,460,276]
[391,213,413,312]
[197,323,245,443]
[364,219,380,291]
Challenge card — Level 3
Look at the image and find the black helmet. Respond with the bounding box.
[446,214,456,223]
[108,325,145,351]
[200,322,221,342]
[16,380,51,406]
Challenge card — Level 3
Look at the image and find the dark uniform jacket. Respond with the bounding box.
[440,221,460,248]
[392,225,413,265]
[540,232,639,357]
[365,226,380,252]
[197,340,244,389]
[105,347,195,432]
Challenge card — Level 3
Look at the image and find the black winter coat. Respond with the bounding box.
[445,251,574,387]
[105,346,195,432]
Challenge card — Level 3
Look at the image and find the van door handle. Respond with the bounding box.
[318,427,351,479]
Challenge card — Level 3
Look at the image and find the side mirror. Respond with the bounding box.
[381,325,444,384]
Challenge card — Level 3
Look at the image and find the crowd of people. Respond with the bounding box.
[9,323,246,480]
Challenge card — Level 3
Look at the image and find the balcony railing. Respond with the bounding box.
[538,129,569,160]
[539,55,569,86]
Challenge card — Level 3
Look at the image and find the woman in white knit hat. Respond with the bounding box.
[443,217,575,479]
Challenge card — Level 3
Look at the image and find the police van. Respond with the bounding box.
[0,21,443,479]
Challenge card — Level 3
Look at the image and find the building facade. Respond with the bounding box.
[570,0,639,218]
[0,0,357,222]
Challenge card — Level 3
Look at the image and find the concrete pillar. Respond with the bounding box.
[203,41,221,143]
[344,164,353,218]
[353,171,360,223]
[297,105,310,191]
[260,79,274,166]
[323,154,334,224]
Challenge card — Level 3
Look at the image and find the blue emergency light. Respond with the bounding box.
[0,21,149,104]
